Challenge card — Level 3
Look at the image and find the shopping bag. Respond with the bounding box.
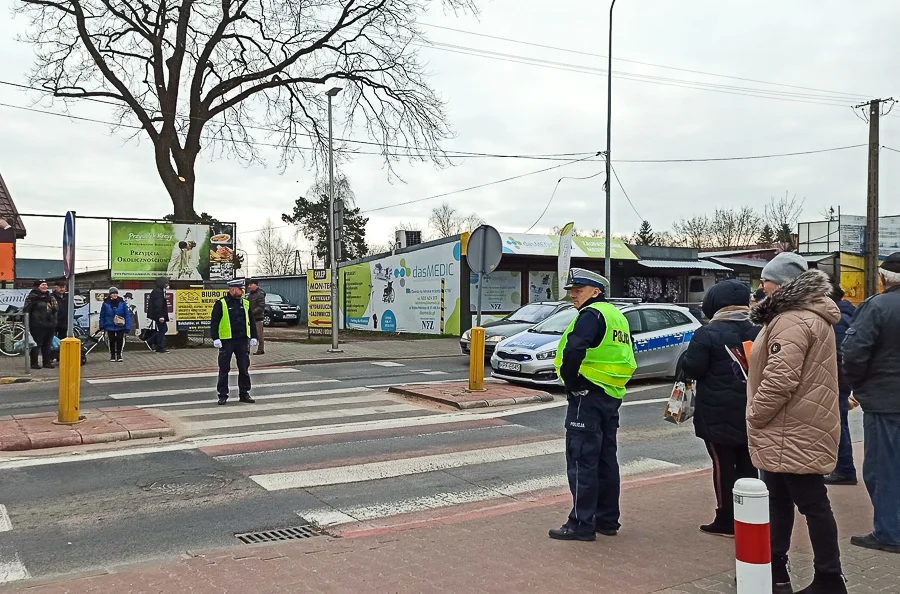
[13,332,37,354]
[664,380,696,424]
[51,335,61,352]
[726,345,750,382]
[139,322,158,344]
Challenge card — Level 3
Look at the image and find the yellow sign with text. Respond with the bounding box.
[175,289,227,330]
[307,269,332,337]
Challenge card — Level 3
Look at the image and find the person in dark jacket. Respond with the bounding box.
[247,280,266,355]
[843,253,900,554]
[210,279,259,405]
[99,287,131,362]
[53,280,69,341]
[147,277,170,353]
[23,280,58,369]
[681,279,760,536]
[825,281,858,485]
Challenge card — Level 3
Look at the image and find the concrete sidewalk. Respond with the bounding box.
[17,338,462,381]
[9,466,895,593]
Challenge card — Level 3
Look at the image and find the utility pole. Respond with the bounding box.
[604,0,616,292]
[857,98,894,298]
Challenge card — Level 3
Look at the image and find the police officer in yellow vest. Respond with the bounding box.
[210,278,259,405]
[549,268,637,541]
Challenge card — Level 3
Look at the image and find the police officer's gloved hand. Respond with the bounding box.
[250,339,258,347]
[213,339,223,349]
[568,389,589,398]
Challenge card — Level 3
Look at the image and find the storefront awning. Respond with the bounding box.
[703,256,767,270]
[637,259,733,271]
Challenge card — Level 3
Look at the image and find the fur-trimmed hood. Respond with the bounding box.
[749,269,840,327]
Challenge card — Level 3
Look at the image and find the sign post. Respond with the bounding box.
[465,225,503,391]
[57,211,81,425]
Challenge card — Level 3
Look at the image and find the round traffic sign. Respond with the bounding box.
[63,211,75,278]
[466,225,502,274]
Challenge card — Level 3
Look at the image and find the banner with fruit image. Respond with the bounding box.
[340,240,462,335]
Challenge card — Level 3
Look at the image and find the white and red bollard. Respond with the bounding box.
[733,478,771,593]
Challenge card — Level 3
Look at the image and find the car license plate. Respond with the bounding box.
[284,314,297,319]
[497,361,521,372]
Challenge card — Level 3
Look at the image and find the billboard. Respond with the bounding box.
[89,290,178,335]
[0,216,13,281]
[307,269,332,337]
[174,289,227,331]
[839,215,900,258]
[341,240,462,335]
[470,270,521,312]
[109,220,235,281]
[499,232,637,260]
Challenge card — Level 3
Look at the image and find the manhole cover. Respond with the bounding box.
[143,474,227,496]
[236,525,325,545]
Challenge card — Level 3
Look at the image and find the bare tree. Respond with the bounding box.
[710,206,762,249]
[672,215,712,249]
[17,0,477,220]
[254,219,298,276]
[764,192,805,234]
[428,202,484,238]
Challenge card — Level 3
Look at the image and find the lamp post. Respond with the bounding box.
[326,82,343,352]
[604,0,616,291]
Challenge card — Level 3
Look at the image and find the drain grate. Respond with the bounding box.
[235,525,325,545]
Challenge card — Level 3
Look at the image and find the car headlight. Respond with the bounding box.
[485,335,504,343]
[536,350,556,360]
[462,330,471,340]
[270,305,282,311]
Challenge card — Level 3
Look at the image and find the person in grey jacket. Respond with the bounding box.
[843,252,900,554]
[247,280,266,355]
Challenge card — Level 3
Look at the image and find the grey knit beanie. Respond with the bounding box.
[761,252,808,286]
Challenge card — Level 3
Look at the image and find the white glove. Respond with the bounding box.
[213,339,223,349]
[250,338,258,347]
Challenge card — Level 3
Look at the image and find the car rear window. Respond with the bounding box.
[624,310,644,334]
[641,309,676,333]
[664,310,692,327]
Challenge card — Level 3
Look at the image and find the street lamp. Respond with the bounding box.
[326,81,343,353]
[604,0,616,292]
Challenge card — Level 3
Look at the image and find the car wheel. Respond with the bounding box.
[263,315,272,327]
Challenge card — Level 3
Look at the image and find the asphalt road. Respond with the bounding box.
[0,357,864,584]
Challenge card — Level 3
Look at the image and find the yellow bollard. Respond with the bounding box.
[56,337,82,424]
[468,327,486,392]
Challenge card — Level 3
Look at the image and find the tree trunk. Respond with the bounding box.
[154,142,198,222]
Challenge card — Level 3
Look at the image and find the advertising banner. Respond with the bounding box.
[307,269,332,337]
[90,290,178,335]
[0,216,14,281]
[173,289,227,331]
[110,220,235,281]
[529,271,560,302]
[500,232,637,260]
[839,215,900,258]
[558,222,574,298]
[1,289,90,330]
[469,270,521,312]
[341,240,462,335]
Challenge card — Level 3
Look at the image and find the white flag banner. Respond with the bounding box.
[558,222,575,298]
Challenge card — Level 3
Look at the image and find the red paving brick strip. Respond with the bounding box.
[0,408,173,451]
[389,381,554,409]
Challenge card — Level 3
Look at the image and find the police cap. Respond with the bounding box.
[564,268,609,291]
[227,278,246,288]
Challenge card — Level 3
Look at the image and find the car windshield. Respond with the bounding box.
[265,294,284,304]
[506,304,558,324]
[529,308,578,334]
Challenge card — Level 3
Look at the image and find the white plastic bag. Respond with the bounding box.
[664,380,696,424]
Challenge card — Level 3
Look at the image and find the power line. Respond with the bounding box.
[883,145,900,154]
[609,164,643,221]
[616,144,866,163]
[523,170,604,233]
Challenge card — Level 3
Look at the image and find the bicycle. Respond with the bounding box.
[0,318,25,357]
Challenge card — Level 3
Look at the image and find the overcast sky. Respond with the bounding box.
[1,0,899,272]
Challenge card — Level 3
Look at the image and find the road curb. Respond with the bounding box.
[0,377,32,385]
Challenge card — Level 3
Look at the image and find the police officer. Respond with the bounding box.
[549,268,637,541]
[210,278,259,405]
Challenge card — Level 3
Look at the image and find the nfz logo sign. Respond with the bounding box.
[422,320,435,330]
[312,269,328,280]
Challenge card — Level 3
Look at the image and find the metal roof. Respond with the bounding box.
[637,259,732,271]
[805,253,836,264]
[704,256,767,270]
[700,248,776,258]
[14,258,64,280]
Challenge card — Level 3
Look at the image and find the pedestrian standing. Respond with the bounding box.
[23,280,58,369]
[747,253,846,594]
[548,268,637,541]
[681,279,760,536]
[842,252,900,555]
[247,280,266,355]
[99,287,130,362]
[53,280,69,342]
[824,280,858,486]
[147,277,170,353]
[210,279,259,405]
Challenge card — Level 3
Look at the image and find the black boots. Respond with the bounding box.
[795,571,847,594]
[772,555,792,594]
[700,510,734,537]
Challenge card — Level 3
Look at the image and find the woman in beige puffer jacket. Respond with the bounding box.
[747,265,844,594]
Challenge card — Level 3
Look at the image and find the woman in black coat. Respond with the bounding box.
[681,279,760,536]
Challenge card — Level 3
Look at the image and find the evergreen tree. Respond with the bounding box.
[758,224,776,246]
[633,220,657,246]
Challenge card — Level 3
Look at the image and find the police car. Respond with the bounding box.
[489,301,701,386]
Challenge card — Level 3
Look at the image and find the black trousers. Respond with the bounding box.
[107,330,125,359]
[564,388,622,534]
[704,441,757,521]
[29,327,53,366]
[154,322,168,352]
[762,471,842,574]
[217,339,251,398]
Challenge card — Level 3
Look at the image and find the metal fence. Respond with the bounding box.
[0,312,30,377]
